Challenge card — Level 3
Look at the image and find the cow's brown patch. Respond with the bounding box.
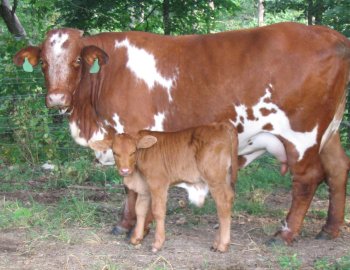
[236,123,244,133]
[238,156,247,168]
[260,108,277,116]
[246,108,256,121]
[262,123,274,131]
[263,97,272,103]
[240,116,244,123]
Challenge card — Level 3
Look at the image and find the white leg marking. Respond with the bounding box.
[112,113,124,133]
[176,183,209,207]
[320,117,342,151]
[115,39,176,102]
[281,220,291,232]
[233,87,318,161]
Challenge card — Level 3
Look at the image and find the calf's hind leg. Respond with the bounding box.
[207,177,234,252]
[318,132,349,239]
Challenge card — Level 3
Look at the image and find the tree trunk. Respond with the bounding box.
[257,0,264,27]
[314,0,324,25]
[0,0,27,39]
[307,0,314,25]
[163,0,170,35]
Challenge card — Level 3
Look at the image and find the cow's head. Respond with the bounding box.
[89,134,157,177]
[13,28,108,109]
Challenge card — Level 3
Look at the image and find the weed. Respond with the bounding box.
[277,253,302,270]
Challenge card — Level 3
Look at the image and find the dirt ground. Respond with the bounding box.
[0,187,349,270]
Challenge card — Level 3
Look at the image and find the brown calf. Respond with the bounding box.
[90,122,238,252]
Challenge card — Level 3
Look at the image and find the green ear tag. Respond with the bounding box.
[23,57,33,72]
[90,59,100,74]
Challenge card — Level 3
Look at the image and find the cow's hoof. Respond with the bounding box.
[111,225,129,236]
[315,230,336,240]
[265,236,286,247]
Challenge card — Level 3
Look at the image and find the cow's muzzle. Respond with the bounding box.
[46,92,71,108]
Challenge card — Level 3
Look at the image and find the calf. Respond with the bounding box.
[90,122,238,252]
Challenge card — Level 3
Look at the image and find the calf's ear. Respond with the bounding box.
[88,139,113,151]
[137,135,157,149]
[13,46,41,70]
[82,45,109,73]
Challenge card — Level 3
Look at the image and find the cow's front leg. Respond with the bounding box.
[273,152,324,244]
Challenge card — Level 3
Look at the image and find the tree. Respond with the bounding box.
[258,0,265,26]
[0,0,27,39]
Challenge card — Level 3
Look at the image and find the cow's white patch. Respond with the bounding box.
[115,39,175,102]
[320,116,342,151]
[176,183,209,207]
[47,32,70,89]
[89,127,107,142]
[94,149,115,165]
[233,87,318,161]
[69,121,88,146]
[149,112,165,131]
[112,113,124,133]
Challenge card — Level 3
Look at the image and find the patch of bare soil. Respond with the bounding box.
[0,188,349,270]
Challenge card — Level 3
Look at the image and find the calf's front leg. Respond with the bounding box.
[130,193,151,245]
[149,184,169,253]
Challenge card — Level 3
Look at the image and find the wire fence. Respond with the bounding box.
[0,67,349,167]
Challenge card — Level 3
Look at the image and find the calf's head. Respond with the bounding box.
[89,134,157,177]
[13,28,108,109]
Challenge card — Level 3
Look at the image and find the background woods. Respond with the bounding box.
[0,0,349,166]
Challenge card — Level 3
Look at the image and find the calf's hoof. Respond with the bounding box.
[210,244,229,253]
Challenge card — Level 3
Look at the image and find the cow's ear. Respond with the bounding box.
[13,46,41,68]
[137,135,157,149]
[89,139,113,151]
[82,45,109,73]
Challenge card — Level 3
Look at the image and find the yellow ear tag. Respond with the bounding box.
[23,57,33,72]
[90,59,100,73]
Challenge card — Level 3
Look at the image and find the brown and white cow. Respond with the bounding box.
[14,22,350,244]
[90,122,238,252]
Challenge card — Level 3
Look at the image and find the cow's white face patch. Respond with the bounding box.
[69,121,88,146]
[176,183,209,207]
[149,112,165,131]
[112,113,124,133]
[115,39,176,102]
[233,87,318,161]
[47,32,70,87]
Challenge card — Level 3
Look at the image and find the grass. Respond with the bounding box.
[313,254,350,270]
[0,195,104,231]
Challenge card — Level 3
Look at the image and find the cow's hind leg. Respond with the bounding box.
[272,147,324,244]
[318,132,349,239]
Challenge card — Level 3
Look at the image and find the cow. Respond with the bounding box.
[89,122,239,252]
[13,22,350,245]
